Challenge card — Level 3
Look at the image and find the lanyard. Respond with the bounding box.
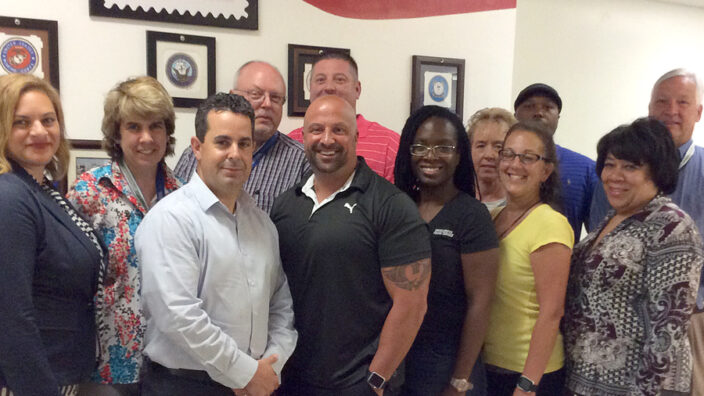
[252,132,278,169]
[680,142,695,170]
[155,162,166,201]
[119,159,167,211]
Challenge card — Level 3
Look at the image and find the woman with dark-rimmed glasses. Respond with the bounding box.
[395,105,499,395]
[483,121,573,395]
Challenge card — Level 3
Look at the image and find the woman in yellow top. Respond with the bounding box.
[483,121,574,395]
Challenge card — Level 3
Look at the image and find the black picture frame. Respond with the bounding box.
[0,15,60,90]
[147,30,215,108]
[411,55,465,119]
[287,44,351,117]
[88,0,258,30]
[58,139,108,195]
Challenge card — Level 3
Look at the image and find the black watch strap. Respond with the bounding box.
[516,375,538,392]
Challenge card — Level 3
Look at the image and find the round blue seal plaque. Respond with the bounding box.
[1,38,39,74]
[165,53,198,88]
[428,75,449,103]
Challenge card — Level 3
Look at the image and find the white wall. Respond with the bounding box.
[513,0,704,159]
[1,1,516,168]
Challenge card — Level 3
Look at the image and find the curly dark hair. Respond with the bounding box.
[194,93,255,142]
[395,105,475,201]
[596,117,679,194]
[504,121,563,210]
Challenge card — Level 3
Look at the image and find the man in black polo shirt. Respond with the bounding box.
[271,96,431,396]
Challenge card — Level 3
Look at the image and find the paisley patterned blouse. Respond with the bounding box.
[563,195,703,396]
[66,161,180,384]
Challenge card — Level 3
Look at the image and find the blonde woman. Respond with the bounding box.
[0,74,105,396]
[467,107,516,211]
[67,76,180,395]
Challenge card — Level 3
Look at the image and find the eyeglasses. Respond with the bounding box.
[498,149,550,164]
[410,144,457,157]
[236,89,286,106]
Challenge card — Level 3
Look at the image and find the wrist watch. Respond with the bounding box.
[367,371,387,390]
[516,375,538,393]
[450,377,474,392]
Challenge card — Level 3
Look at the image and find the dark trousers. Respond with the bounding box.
[485,367,565,396]
[278,378,378,396]
[402,348,487,396]
[141,361,232,396]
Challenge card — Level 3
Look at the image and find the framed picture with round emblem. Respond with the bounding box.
[0,16,59,90]
[146,30,215,108]
[411,55,465,119]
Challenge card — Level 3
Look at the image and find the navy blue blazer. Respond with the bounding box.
[0,165,103,395]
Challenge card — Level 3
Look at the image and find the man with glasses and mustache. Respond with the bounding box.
[175,61,310,213]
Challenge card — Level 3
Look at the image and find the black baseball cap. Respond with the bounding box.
[514,83,562,112]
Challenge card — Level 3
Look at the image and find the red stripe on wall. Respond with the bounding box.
[303,0,516,20]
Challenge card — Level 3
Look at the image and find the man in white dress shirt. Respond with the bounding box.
[136,92,297,396]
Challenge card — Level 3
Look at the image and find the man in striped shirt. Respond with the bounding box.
[287,52,399,183]
[174,61,310,213]
[513,83,600,240]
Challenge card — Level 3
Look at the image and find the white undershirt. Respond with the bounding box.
[301,171,356,215]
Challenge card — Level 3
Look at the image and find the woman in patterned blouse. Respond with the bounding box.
[563,117,704,396]
[0,74,105,396]
[67,76,181,395]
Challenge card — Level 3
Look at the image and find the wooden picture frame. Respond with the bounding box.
[58,139,110,195]
[0,15,59,90]
[287,44,351,117]
[88,0,258,30]
[147,30,215,108]
[411,55,465,119]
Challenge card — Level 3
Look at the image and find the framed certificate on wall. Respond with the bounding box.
[147,30,215,108]
[0,15,59,90]
[411,55,465,119]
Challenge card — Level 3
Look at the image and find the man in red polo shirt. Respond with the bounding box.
[288,53,399,182]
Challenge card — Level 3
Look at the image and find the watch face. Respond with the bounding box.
[367,372,386,389]
[450,378,472,392]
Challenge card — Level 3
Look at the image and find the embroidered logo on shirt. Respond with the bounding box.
[433,228,454,238]
[344,203,358,214]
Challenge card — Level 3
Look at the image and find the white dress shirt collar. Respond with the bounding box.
[188,171,255,215]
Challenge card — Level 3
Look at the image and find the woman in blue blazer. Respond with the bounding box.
[0,74,105,396]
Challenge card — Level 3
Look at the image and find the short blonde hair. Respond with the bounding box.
[466,107,517,142]
[101,76,176,160]
[0,74,69,179]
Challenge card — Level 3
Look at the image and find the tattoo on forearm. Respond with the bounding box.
[382,259,431,291]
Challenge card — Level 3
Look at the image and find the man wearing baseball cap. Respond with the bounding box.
[513,83,600,240]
